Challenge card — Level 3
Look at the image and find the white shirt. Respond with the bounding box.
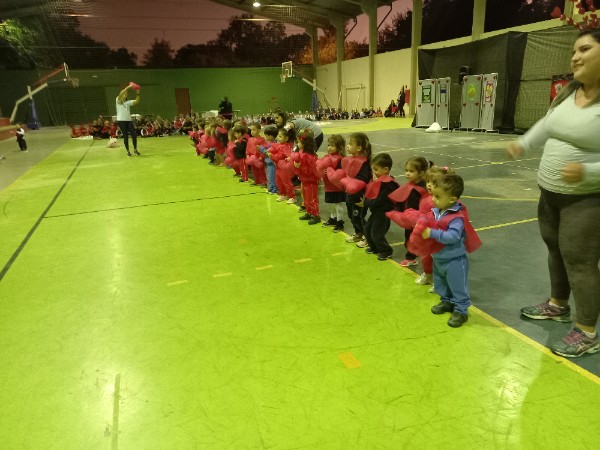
[116,98,134,121]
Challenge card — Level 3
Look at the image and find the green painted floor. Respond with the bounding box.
[1,133,599,449]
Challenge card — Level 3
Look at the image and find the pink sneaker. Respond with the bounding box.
[129,82,140,91]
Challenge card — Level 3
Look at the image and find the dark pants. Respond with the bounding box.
[365,211,392,257]
[405,229,417,260]
[17,136,27,151]
[538,187,600,327]
[316,134,323,151]
[347,201,367,235]
[118,121,137,152]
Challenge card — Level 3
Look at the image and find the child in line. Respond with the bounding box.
[319,135,346,232]
[233,124,249,182]
[413,174,482,328]
[215,119,230,167]
[388,156,431,266]
[294,129,321,225]
[269,127,296,202]
[341,132,372,246]
[247,122,267,185]
[416,166,455,289]
[14,125,27,151]
[363,153,400,260]
[259,126,279,194]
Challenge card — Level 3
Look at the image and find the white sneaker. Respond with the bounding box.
[345,234,363,243]
[429,285,435,293]
[276,195,288,202]
[356,239,368,248]
[415,273,433,285]
[286,197,297,204]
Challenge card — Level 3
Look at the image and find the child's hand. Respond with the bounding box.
[356,198,364,207]
[285,157,290,161]
[293,162,300,168]
[266,152,271,158]
[421,227,431,239]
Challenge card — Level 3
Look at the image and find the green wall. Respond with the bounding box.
[1,67,313,125]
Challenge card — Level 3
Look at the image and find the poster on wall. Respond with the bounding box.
[550,74,573,104]
[422,85,431,103]
[484,81,494,102]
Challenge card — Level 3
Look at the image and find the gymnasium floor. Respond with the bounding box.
[1,119,599,449]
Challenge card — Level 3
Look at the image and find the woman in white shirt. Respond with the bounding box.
[507,29,600,358]
[116,84,141,156]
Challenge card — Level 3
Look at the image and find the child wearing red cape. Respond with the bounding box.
[387,156,431,266]
[363,153,400,260]
[410,174,482,328]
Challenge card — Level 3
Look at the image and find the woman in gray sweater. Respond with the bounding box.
[507,29,600,358]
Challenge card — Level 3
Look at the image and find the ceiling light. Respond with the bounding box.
[253,2,261,7]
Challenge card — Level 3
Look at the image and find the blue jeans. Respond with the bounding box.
[433,255,471,315]
[265,160,277,193]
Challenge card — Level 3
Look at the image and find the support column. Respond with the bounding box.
[332,18,345,110]
[304,25,319,77]
[410,0,423,116]
[362,1,377,108]
[471,0,486,41]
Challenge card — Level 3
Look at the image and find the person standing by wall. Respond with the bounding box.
[218,96,233,120]
[116,83,141,157]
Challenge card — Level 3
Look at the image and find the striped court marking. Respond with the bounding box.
[255,265,273,270]
[452,157,540,170]
[213,272,232,278]
[338,351,362,369]
[294,258,312,263]
[167,280,189,286]
[111,373,121,450]
[462,195,538,202]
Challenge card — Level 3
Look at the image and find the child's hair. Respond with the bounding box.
[434,174,464,199]
[406,156,433,173]
[349,132,372,162]
[250,122,261,131]
[371,153,393,170]
[297,129,317,155]
[233,123,248,135]
[426,165,455,181]
[327,134,346,156]
[278,127,296,142]
[222,119,232,130]
[264,126,278,139]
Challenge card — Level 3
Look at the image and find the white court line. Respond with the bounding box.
[167,280,189,286]
[294,258,312,263]
[255,265,273,270]
[331,252,349,256]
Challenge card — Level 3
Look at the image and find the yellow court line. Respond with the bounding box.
[167,279,189,286]
[112,373,121,450]
[331,252,349,256]
[255,265,273,270]
[462,195,538,202]
[475,218,537,231]
[470,307,600,386]
[213,272,232,278]
[294,258,312,263]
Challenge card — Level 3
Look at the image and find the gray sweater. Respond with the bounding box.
[519,92,600,195]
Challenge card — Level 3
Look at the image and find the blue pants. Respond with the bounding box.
[433,255,471,315]
[265,160,277,193]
